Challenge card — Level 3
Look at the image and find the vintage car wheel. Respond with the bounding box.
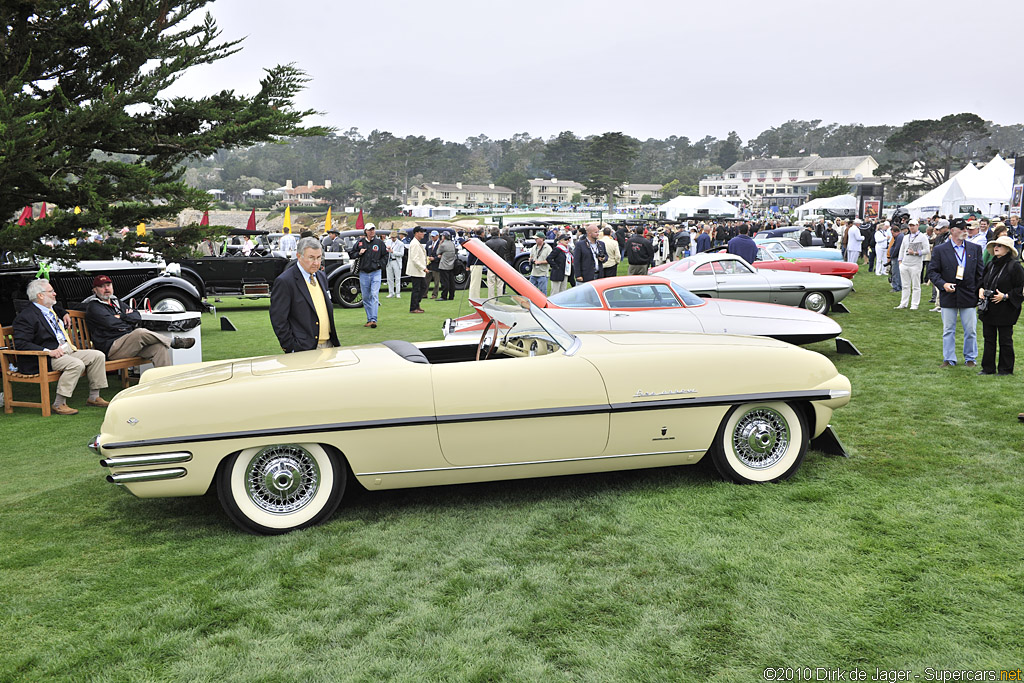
[800,291,831,314]
[332,275,363,309]
[453,264,469,290]
[515,256,532,276]
[216,443,346,535]
[148,287,200,313]
[711,402,808,484]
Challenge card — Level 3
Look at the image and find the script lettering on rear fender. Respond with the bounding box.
[634,388,697,398]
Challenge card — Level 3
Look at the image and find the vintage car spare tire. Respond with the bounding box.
[710,402,808,484]
[216,443,346,534]
[147,287,201,313]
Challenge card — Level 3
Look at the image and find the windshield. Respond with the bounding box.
[481,295,579,354]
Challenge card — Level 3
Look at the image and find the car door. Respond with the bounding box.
[713,260,770,302]
[432,352,610,466]
[604,283,702,332]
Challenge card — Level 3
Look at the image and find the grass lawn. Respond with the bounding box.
[2,269,1022,680]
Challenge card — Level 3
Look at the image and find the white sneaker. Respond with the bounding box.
[894,305,907,309]
[386,294,394,298]
[930,307,941,312]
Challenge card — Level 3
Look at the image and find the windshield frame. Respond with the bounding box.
[480,295,581,356]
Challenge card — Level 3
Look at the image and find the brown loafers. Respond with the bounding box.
[52,404,79,415]
[86,397,111,408]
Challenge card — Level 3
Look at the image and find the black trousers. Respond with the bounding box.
[981,321,1014,374]
[410,276,426,311]
[439,269,454,300]
[602,265,617,278]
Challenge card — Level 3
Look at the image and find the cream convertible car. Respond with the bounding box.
[93,297,852,534]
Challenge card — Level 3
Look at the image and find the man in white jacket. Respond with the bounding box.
[845,219,864,264]
[874,223,890,276]
[896,218,929,310]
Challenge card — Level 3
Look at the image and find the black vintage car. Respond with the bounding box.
[0,254,207,325]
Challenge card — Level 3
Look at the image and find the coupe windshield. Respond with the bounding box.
[480,295,579,354]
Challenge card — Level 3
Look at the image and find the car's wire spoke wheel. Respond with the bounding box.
[245,445,320,514]
[731,407,789,470]
[217,443,346,534]
[711,401,807,484]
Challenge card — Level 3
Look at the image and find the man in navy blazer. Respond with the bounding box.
[928,218,984,367]
[269,237,339,353]
[572,223,608,283]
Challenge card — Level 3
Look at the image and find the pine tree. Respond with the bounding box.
[0,0,329,261]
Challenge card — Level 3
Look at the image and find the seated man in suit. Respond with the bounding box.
[13,279,109,415]
[85,274,193,368]
[269,236,339,353]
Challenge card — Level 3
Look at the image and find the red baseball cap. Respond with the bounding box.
[92,275,112,287]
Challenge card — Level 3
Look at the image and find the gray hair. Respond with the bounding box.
[296,236,322,254]
[26,278,50,302]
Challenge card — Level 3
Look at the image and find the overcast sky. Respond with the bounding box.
[166,0,1022,144]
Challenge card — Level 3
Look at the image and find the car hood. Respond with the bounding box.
[463,238,549,307]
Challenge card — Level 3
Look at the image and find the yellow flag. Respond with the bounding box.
[69,237,77,246]
[137,222,146,236]
[73,206,81,214]
[325,206,332,233]
[283,206,291,230]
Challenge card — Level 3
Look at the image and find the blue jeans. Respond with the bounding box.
[529,275,549,295]
[940,306,977,364]
[891,262,902,291]
[359,269,381,322]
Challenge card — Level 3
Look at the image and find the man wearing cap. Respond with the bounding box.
[348,223,386,327]
[384,229,406,299]
[86,274,194,369]
[406,226,427,313]
[270,237,339,351]
[13,279,109,415]
[928,218,984,367]
[528,233,552,294]
[895,219,929,310]
[966,221,988,250]
[845,219,864,264]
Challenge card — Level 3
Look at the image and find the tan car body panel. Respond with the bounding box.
[97,332,850,499]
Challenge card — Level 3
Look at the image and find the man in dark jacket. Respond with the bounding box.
[625,230,655,275]
[572,223,607,283]
[727,224,759,264]
[85,275,193,369]
[349,224,387,326]
[799,226,814,247]
[928,219,984,367]
[271,237,341,347]
[548,234,571,295]
[695,226,712,254]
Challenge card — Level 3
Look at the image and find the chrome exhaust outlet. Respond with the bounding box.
[106,468,186,485]
[89,435,101,454]
[100,452,192,468]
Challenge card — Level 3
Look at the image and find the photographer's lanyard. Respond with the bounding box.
[954,243,965,280]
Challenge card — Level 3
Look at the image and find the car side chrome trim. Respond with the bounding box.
[106,468,187,484]
[99,389,836,451]
[354,449,706,476]
[100,452,193,468]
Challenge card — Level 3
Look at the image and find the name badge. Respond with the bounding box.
[955,265,964,280]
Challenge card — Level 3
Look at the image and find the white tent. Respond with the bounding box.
[793,194,858,221]
[904,161,1010,218]
[659,195,739,221]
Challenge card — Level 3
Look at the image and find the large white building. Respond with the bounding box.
[408,182,514,207]
[699,155,879,208]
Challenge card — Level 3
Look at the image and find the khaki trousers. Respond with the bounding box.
[487,270,505,298]
[469,265,484,299]
[108,328,172,367]
[51,346,108,398]
[549,279,567,295]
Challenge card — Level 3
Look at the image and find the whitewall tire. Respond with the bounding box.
[217,443,345,534]
[711,402,808,483]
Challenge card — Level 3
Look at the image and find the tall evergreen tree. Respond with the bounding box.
[582,132,639,209]
[0,0,328,261]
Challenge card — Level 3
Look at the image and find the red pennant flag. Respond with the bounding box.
[355,209,364,231]
[17,206,32,225]
[38,202,47,219]
[200,211,209,226]
[246,209,256,231]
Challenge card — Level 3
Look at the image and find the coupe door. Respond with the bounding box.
[432,353,609,466]
[713,260,770,302]
[604,283,703,332]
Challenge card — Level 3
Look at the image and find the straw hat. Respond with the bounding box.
[986,235,1018,259]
